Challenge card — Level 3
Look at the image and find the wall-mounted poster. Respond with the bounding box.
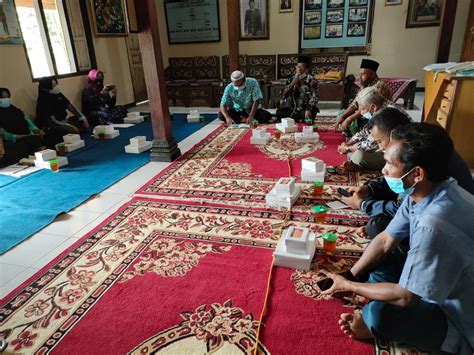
[0,0,22,45]
[300,0,372,50]
[90,0,127,36]
[239,0,269,40]
[164,0,220,44]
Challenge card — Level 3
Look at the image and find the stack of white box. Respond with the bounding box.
[124,112,145,123]
[187,110,201,123]
[301,156,326,182]
[124,136,152,154]
[295,125,320,143]
[93,125,120,139]
[55,134,85,153]
[250,128,271,145]
[275,118,297,133]
[34,149,68,169]
[265,177,301,209]
[274,226,316,270]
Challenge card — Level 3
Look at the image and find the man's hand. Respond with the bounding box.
[320,270,352,295]
[337,142,348,154]
[347,186,370,199]
[341,192,363,210]
[225,116,235,126]
[341,119,350,131]
[290,77,301,88]
[304,110,312,119]
[83,119,90,129]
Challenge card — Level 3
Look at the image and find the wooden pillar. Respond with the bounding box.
[227,0,239,72]
[134,0,180,162]
[436,0,458,63]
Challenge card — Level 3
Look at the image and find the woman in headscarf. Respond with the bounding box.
[81,69,127,125]
[0,87,45,167]
[36,76,89,147]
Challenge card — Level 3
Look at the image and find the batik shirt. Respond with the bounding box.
[281,74,319,113]
[387,179,474,354]
[350,77,392,111]
[220,78,263,112]
[351,104,409,152]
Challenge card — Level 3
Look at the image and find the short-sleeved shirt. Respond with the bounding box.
[387,179,474,354]
[220,77,263,112]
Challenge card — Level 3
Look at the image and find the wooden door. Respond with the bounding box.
[126,33,147,103]
[460,0,474,61]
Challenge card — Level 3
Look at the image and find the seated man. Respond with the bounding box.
[335,59,392,136]
[0,87,45,167]
[275,55,319,123]
[337,87,409,171]
[341,114,474,238]
[219,70,272,126]
[322,123,474,354]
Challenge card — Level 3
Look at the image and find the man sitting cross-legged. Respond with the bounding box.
[321,123,474,354]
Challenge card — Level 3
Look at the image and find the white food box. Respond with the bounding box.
[94,125,115,134]
[125,141,152,154]
[127,111,141,117]
[56,140,85,153]
[35,149,56,162]
[295,132,319,143]
[250,133,271,145]
[252,128,267,138]
[276,123,297,133]
[302,157,325,173]
[302,126,314,134]
[275,177,296,194]
[281,118,295,127]
[124,115,144,123]
[274,231,316,270]
[63,134,81,144]
[130,136,146,146]
[94,127,120,139]
[265,185,301,209]
[188,109,199,117]
[301,166,326,182]
[34,156,68,169]
[284,226,310,254]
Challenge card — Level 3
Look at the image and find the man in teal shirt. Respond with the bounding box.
[219,70,272,126]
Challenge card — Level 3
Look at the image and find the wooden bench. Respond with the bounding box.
[165,56,221,107]
[270,52,349,109]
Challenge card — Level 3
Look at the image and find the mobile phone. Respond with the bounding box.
[316,278,334,291]
[337,187,353,197]
[105,84,115,90]
[326,166,337,174]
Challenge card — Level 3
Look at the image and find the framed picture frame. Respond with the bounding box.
[279,0,293,13]
[239,0,269,40]
[0,0,23,44]
[385,0,402,5]
[406,0,443,28]
[164,0,220,44]
[89,0,127,36]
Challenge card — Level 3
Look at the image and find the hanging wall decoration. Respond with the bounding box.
[239,0,269,40]
[406,0,443,28]
[300,0,372,50]
[89,0,127,36]
[0,0,22,45]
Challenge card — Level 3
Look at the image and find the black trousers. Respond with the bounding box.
[218,108,273,124]
[365,214,392,239]
[0,136,44,167]
[275,107,319,123]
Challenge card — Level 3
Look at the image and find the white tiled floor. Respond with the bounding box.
[0,95,424,299]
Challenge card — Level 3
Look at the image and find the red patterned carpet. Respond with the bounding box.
[0,198,371,354]
[1,121,419,354]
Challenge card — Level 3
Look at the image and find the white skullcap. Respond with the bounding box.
[231,70,245,81]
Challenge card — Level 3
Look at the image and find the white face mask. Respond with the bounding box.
[49,86,61,95]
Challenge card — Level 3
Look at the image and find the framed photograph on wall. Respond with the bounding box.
[304,0,322,10]
[279,0,292,12]
[89,0,127,36]
[325,24,343,38]
[347,23,366,36]
[349,8,367,22]
[304,11,321,25]
[385,0,402,5]
[239,0,268,40]
[0,0,23,44]
[164,0,220,44]
[304,25,321,39]
[406,0,443,28]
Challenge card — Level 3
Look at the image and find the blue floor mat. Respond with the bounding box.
[0,113,217,254]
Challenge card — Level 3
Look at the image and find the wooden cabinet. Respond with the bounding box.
[423,71,474,168]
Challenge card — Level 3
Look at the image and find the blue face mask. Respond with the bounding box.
[0,98,11,108]
[362,111,373,120]
[384,167,417,195]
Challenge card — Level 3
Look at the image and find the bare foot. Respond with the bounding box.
[338,311,374,340]
[357,226,367,237]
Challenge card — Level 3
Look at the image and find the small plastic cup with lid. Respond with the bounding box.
[57,143,66,154]
[251,119,259,129]
[321,232,338,255]
[313,205,328,224]
[274,130,281,140]
[312,181,324,197]
[50,159,59,172]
